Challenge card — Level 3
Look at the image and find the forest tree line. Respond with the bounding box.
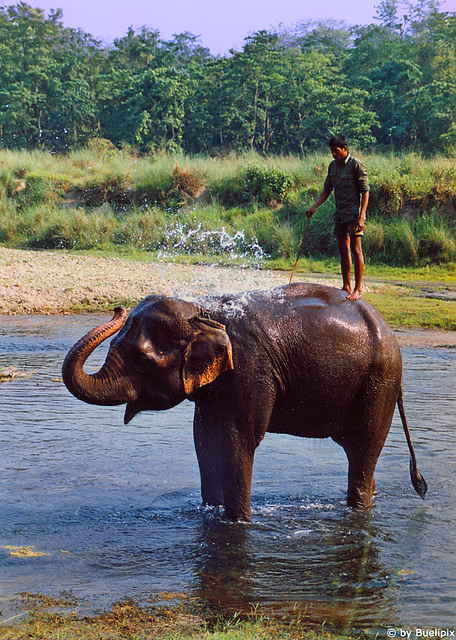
[0,0,455,156]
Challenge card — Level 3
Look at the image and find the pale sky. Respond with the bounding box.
[2,0,456,55]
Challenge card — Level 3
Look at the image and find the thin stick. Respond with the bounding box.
[289,218,310,284]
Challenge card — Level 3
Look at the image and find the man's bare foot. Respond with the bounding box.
[347,289,362,301]
[342,285,351,295]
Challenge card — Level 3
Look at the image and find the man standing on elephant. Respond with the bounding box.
[306,134,369,301]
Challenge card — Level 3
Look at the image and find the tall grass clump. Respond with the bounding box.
[415,214,456,263]
[365,212,456,266]
[0,146,455,267]
[368,152,456,216]
[0,198,21,244]
[26,205,118,250]
[113,207,168,250]
[384,218,419,265]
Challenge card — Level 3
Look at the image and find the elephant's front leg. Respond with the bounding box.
[194,405,225,509]
[220,429,255,521]
[193,404,257,521]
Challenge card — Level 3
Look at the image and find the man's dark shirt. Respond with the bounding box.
[323,154,369,223]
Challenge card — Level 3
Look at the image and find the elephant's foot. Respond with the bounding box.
[347,490,372,509]
[346,476,376,509]
[201,486,251,521]
[223,505,251,522]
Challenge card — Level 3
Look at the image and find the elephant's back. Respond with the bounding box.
[278,282,397,343]
[202,282,400,361]
[260,283,394,336]
[261,282,402,381]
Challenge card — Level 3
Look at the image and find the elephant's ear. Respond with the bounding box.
[183,317,234,396]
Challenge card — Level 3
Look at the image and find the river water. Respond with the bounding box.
[1,314,455,633]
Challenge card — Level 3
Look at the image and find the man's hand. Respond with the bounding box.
[355,215,365,233]
[306,190,331,220]
[306,206,316,220]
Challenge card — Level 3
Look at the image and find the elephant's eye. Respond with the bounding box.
[134,338,156,360]
[135,338,172,368]
[137,345,154,359]
[148,319,176,353]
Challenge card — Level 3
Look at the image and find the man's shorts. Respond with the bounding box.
[333,218,364,237]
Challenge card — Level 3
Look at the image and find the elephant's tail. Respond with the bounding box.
[397,382,428,499]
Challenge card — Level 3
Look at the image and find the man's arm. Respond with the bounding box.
[356,191,369,231]
[306,189,331,219]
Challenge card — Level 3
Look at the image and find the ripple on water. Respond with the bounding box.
[1,316,455,629]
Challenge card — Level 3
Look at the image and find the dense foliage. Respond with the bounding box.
[0,0,455,155]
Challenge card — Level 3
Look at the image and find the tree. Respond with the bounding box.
[346,0,456,152]
[0,3,103,150]
[99,31,206,152]
[0,1,455,154]
[216,31,289,154]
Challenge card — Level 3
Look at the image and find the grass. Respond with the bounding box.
[1,146,455,328]
[1,147,456,264]
[0,594,371,640]
[364,286,456,330]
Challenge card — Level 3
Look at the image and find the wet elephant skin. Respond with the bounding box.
[62,282,427,521]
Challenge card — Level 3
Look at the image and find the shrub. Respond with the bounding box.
[170,163,204,198]
[242,163,296,204]
[165,163,206,209]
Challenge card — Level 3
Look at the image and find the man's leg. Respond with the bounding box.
[337,234,352,294]
[347,235,364,301]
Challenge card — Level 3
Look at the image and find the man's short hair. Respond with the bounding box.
[329,134,348,149]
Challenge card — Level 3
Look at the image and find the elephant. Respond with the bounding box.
[62,282,427,521]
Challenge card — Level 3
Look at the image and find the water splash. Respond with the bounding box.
[156,222,269,266]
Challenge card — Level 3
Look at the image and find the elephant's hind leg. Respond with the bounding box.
[344,446,379,509]
[333,420,391,509]
[333,376,398,508]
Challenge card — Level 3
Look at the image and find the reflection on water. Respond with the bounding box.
[1,315,455,631]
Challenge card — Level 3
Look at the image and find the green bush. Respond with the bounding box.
[242,163,297,204]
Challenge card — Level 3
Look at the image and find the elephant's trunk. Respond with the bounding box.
[62,306,138,406]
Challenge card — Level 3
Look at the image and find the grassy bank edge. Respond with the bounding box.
[2,148,456,268]
[0,596,375,640]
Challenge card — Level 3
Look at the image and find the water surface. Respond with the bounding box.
[1,315,455,632]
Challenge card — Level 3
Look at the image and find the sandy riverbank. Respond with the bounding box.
[1,246,455,347]
[0,246,338,315]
